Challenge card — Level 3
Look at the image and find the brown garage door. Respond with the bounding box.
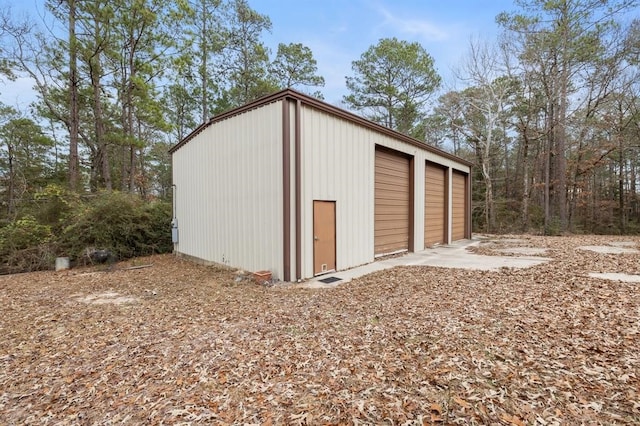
[452,171,467,241]
[375,148,410,255]
[425,163,446,247]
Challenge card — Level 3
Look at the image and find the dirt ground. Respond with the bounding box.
[1,234,639,425]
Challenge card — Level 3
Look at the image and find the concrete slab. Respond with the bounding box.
[588,272,640,283]
[301,239,551,288]
[608,241,637,248]
[496,247,548,256]
[492,238,527,244]
[578,245,639,254]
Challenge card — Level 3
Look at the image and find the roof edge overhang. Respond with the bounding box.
[168,88,473,168]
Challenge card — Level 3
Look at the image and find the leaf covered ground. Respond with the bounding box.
[1,235,639,425]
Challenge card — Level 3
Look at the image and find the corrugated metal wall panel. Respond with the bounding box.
[172,101,285,278]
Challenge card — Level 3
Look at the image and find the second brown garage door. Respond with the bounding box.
[425,162,447,246]
[452,171,468,241]
[375,148,410,255]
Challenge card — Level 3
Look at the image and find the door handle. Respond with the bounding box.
[314,236,319,241]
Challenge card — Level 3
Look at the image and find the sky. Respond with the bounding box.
[250,0,518,104]
[0,0,519,109]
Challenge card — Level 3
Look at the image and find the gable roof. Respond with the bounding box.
[168,88,473,167]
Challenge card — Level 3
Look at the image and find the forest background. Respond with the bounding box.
[0,0,639,273]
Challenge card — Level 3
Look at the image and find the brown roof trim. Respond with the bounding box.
[169,89,473,167]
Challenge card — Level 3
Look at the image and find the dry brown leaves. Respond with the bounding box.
[1,235,639,425]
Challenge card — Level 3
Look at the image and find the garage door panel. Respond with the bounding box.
[375,194,410,203]
[375,205,409,215]
[375,213,409,222]
[376,161,409,172]
[376,180,411,191]
[376,165,408,176]
[375,234,408,249]
[452,171,467,241]
[376,183,411,193]
[375,222,410,233]
[425,163,446,247]
[375,149,410,255]
[375,228,410,238]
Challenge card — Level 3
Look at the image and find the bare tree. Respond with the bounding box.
[452,39,515,231]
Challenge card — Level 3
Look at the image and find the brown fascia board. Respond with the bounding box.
[168,88,474,168]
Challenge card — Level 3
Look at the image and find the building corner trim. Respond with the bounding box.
[295,99,302,281]
[282,99,291,282]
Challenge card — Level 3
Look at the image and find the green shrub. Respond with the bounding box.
[32,184,80,231]
[59,192,172,263]
[0,216,54,274]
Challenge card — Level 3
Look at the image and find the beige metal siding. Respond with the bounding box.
[172,101,284,278]
[452,171,467,241]
[375,149,410,255]
[299,106,471,278]
[425,162,446,246]
[300,105,375,278]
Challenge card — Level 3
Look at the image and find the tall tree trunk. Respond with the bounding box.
[136,118,147,198]
[201,0,208,123]
[7,143,15,217]
[619,135,625,232]
[631,158,637,221]
[89,28,112,191]
[544,104,552,234]
[127,27,136,193]
[484,126,496,232]
[556,62,568,232]
[483,162,494,232]
[68,0,80,191]
[120,70,129,192]
[521,133,530,231]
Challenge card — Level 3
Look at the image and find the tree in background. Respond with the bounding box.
[344,37,441,136]
[173,0,226,124]
[222,0,275,107]
[449,39,517,232]
[110,0,172,194]
[270,42,325,97]
[67,0,79,192]
[0,107,55,219]
[0,7,20,84]
[4,0,640,241]
[497,0,639,234]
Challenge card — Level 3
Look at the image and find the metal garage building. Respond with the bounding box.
[170,89,472,282]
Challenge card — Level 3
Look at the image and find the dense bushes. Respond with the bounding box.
[0,186,172,274]
[0,216,54,273]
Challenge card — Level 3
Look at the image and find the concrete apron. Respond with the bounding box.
[303,238,551,289]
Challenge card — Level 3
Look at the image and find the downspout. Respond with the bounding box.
[295,100,302,281]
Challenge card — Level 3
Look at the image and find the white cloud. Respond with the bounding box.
[375,5,450,41]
